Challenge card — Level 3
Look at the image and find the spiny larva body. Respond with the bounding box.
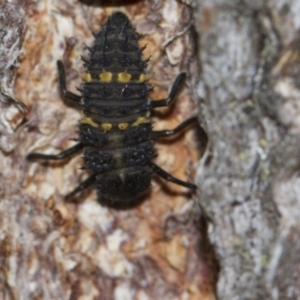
[28,12,197,206]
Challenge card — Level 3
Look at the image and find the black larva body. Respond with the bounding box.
[79,12,154,202]
[28,12,197,206]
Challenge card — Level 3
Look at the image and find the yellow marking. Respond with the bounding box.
[138,73,150,83]
[132,116,151,127]
[118,123,129,130]
[81,116,98,127]
[101,123,112,131]
[99,71,113,82]
[117,71,131,83]
[145,111,151,118]
[80,72,92,82]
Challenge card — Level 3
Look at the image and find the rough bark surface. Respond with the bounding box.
[0,2,26,151]
[5,0,300,299]
[195,0,300,299]
[0,0,214,300]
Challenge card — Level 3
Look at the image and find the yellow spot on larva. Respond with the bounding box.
[101,123,112,131]
[145,111,151,118]
[132,116,150,127]
[80,73,92,82]
[81,116,98,127]
[117,71,131,83]
[138,73,150,83]
[118,123,129,130]
[99,71,113,82]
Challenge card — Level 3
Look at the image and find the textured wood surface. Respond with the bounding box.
[195,0,300,299]
[5,0,300,299]
[0,1,212,299]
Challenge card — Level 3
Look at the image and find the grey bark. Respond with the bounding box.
[195,0,300,299]
[0,2,26,151]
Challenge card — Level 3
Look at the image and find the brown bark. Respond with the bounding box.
[1,0,214,299]
[6,0,300,299]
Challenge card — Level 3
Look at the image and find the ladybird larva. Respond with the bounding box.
[27,12,198,206]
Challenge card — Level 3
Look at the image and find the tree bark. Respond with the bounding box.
[195,0,300,299]
[1,0,214,299]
